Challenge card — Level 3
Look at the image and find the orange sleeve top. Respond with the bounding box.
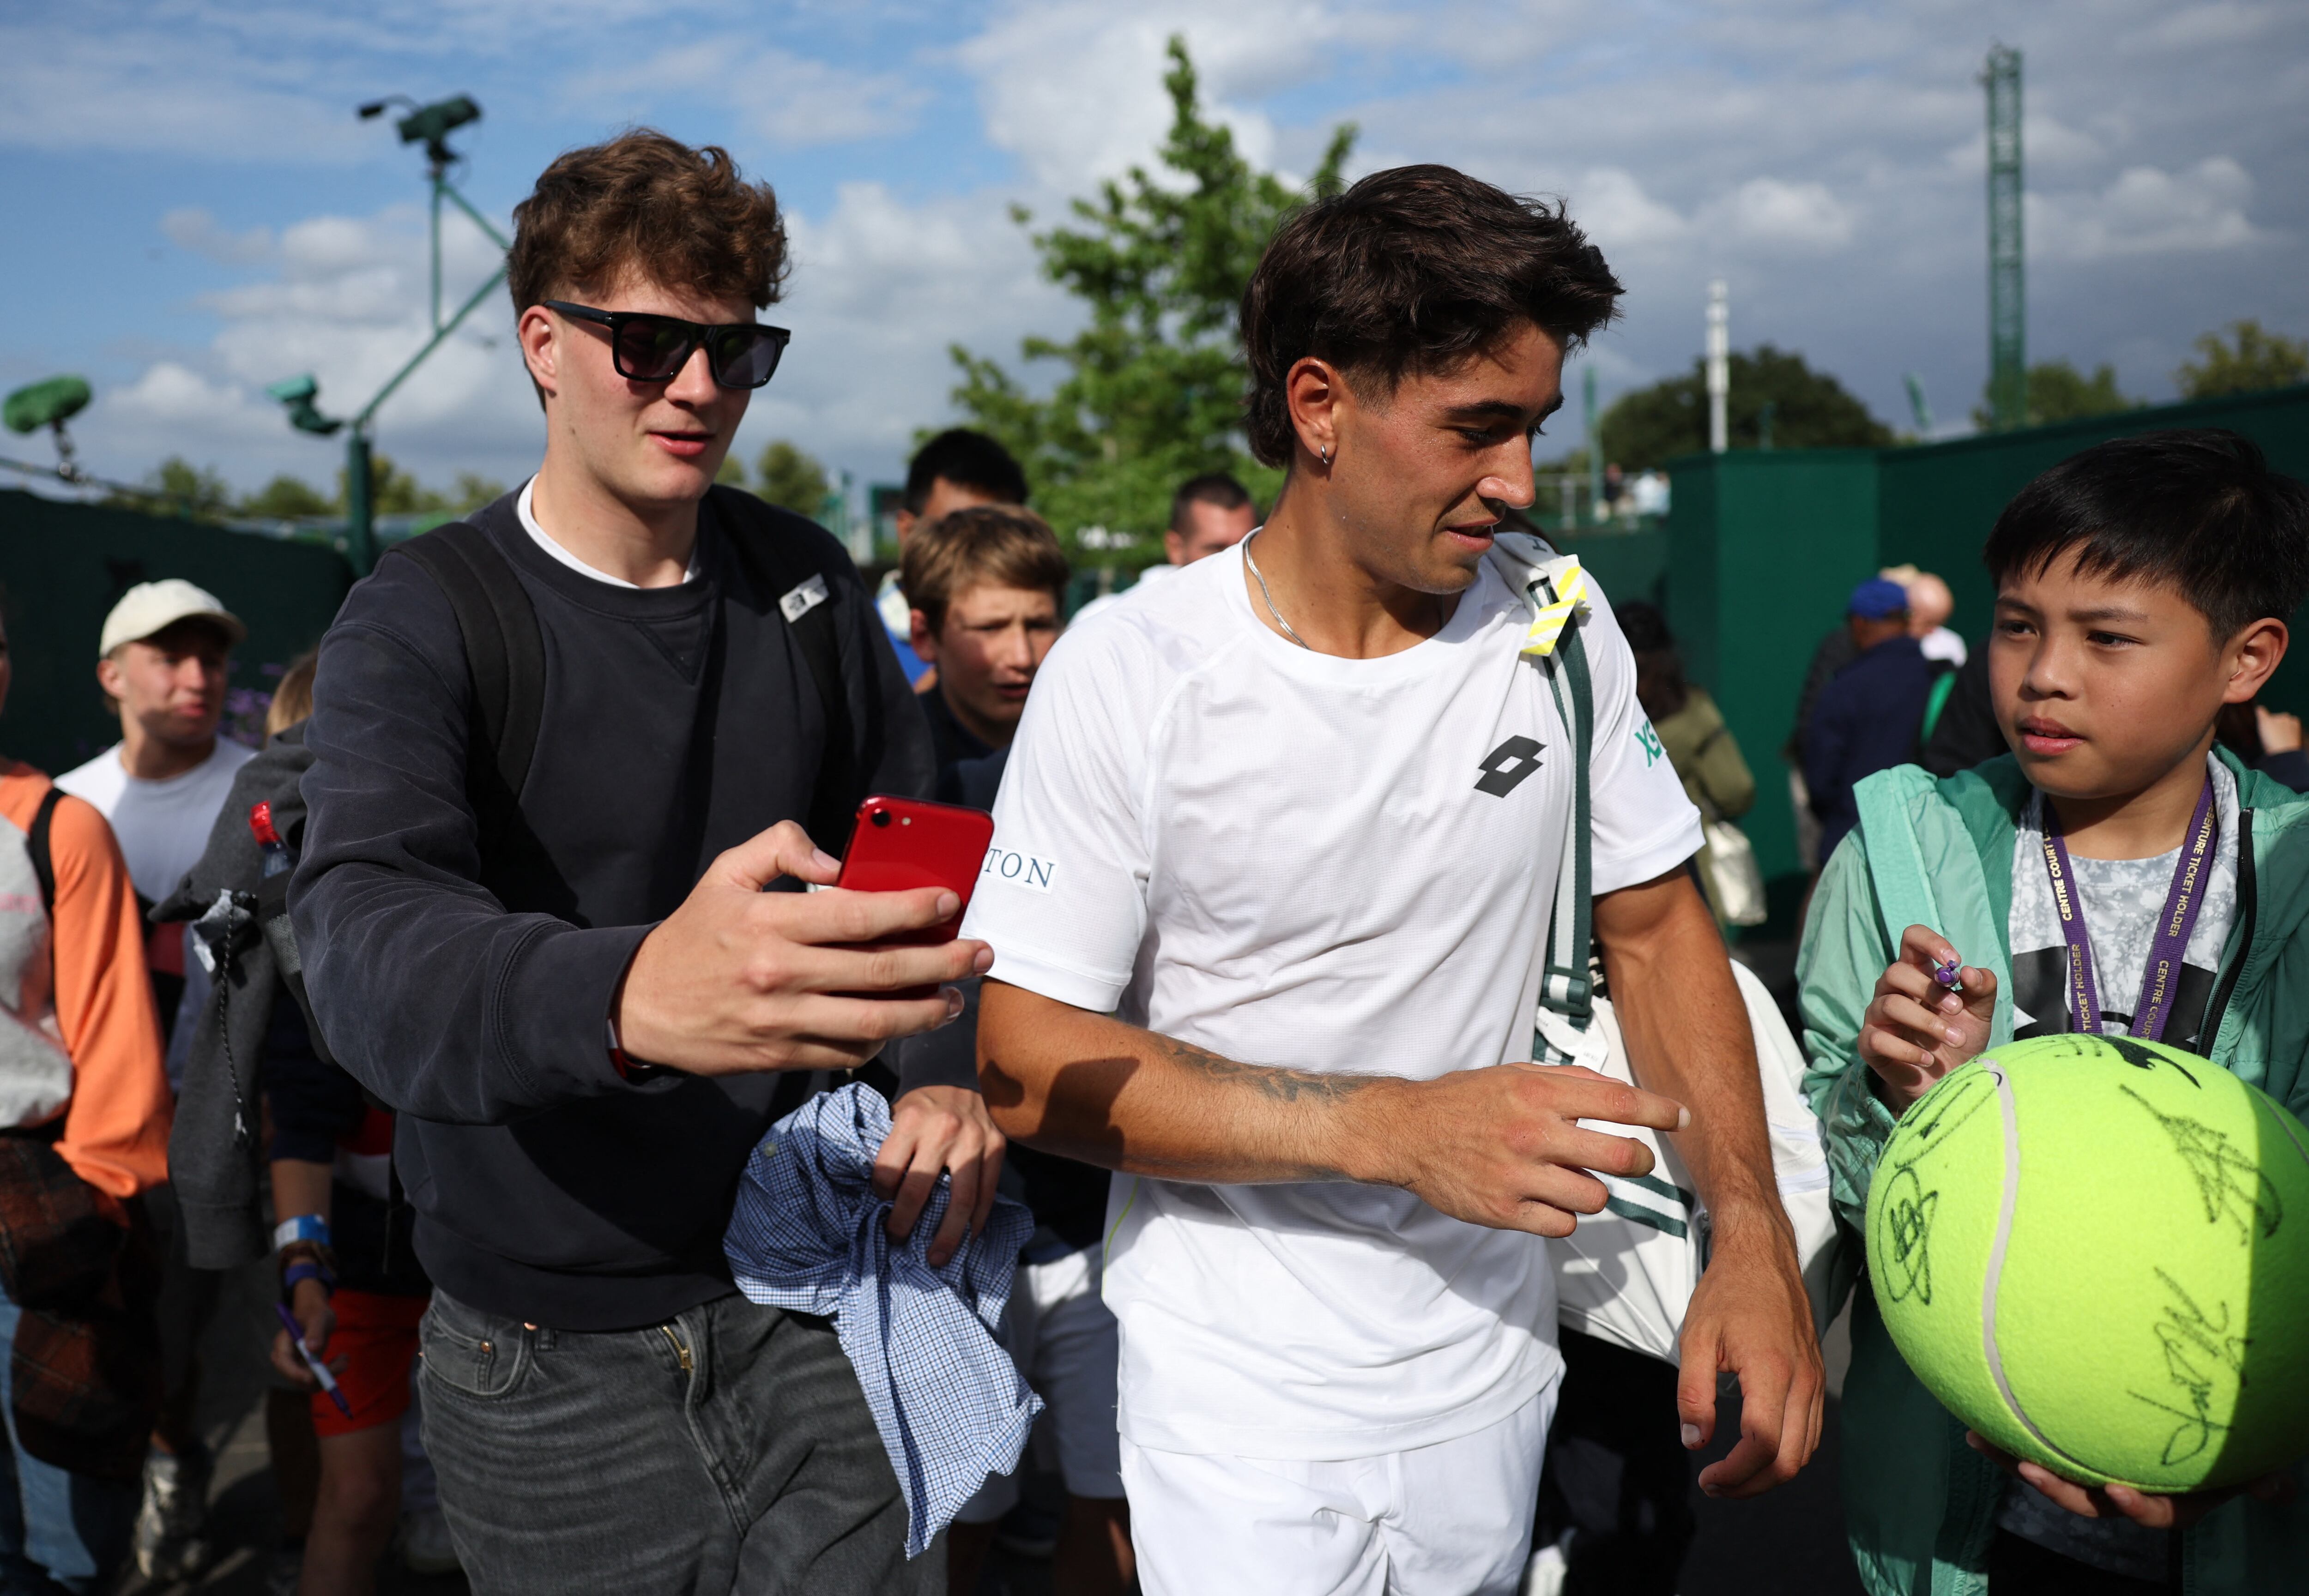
[0,764,172,1199]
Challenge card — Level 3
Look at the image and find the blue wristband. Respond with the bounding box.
[281,1259,335,1297]
[274,1214,332,1253]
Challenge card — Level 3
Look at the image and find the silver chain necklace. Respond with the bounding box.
[1242,527,1312,650]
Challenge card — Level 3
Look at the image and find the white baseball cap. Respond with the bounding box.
[98,580,247,658]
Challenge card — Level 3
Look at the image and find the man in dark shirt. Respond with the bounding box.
[292,131,998,1595]
[1803,577,1937,863]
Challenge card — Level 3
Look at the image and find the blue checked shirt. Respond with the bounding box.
[725,1084,1042,1559]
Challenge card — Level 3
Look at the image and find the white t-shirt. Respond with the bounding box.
[516,477,701,588]
[961,542,1701,1459]
[56,739,256,903]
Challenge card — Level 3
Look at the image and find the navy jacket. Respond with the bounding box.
[1804,634,1935,864]
[292,490,934,1331]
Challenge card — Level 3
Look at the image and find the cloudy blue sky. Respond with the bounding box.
[3,0,2303,509]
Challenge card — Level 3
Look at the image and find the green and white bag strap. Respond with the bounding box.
[1525,554,1597,1055]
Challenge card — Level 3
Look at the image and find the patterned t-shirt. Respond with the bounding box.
[1995,755,2239,1578]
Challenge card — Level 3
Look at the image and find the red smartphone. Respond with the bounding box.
[833,795,995,946]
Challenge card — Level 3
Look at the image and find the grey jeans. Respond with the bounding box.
[417,1289,940,1596]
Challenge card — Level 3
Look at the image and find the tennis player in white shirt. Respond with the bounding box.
[961,165,1824,1595]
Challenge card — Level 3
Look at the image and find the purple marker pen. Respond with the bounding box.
[276,1302,353,1419]
[1932,956,1963,992]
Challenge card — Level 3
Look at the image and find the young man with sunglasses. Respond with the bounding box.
[292,130,995,1595]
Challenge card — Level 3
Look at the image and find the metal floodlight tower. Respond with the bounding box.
[1705,281,1729,453]
[276,95,508,572]
[1983,44,2026,431]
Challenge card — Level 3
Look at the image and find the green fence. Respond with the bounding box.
[1661,382,2309,938]
[0,491,354,776]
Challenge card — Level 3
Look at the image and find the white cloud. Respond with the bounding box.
[1697,177,1855,253]
[161,208,276,265]
[566,41,930,149]
[756,181,1071,467]
[0,18,363,162]
[958,1,1346,193]
[1567,168,1688,252]
[2031,156,2261,261]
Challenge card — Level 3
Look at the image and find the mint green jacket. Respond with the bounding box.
[1797,750,2309,1596]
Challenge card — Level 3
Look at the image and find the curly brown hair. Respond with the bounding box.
[1239,165,1622,467]
[507,129,789,315]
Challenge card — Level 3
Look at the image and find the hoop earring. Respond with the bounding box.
[1318,443,1332,468]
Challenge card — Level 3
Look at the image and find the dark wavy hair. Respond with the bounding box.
[1983,429,2309,640]
[1239,165,1623,467]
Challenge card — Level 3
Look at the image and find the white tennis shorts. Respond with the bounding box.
[1121,1387,1553,1596]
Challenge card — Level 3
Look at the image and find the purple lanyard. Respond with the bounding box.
[2039,779,2217,1041]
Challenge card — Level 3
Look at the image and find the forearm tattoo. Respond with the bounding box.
[1162,1037,1374,1102]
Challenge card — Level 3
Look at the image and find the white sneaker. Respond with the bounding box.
[133,1447,211,1582]
[400,1506,462,1575]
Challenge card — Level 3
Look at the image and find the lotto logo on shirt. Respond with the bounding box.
[982,848,1058,893]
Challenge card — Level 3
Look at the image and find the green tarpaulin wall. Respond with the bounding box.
[1662,382,2309,938]
[0,490,354,777]
[3,380,2304,942]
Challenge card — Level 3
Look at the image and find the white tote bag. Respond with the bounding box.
[1541,960,1849,1363]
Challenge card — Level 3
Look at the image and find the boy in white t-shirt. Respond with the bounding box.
[964,164,1824,1595]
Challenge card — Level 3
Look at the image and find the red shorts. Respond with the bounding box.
[312,1289,428,1438]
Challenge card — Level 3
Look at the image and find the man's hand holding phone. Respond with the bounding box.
[614,817,991,1078]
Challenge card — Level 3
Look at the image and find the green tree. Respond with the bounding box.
[450,472,508,513]
[338,453,449,517]
[1596,347,1894,470]
[239,473,337,520]
[1969,359,2140,430]
[949,38,1354,555]
[754,440,830,515]
[715,456,748,488]
[2176,319,2309,400]
[102,456,235,521]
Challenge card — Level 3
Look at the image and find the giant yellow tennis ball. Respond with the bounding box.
[1866,1032,2309,1491]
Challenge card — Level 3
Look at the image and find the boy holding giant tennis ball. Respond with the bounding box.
[1798,430,2309,1596]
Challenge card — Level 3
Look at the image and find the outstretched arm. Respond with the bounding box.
[977,979,1687,1237]
[1596,867,1823,1498]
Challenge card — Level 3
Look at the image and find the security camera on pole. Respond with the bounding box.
[267,95,507,575]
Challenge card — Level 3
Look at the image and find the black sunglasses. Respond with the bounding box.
[543,301,792,390]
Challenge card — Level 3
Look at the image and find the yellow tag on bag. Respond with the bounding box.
[1520,556,1588,656]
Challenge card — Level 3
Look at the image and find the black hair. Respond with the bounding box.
[1983,429,2309,640]
[904,428,1027,514]
[1240,165,1623,467]
[1169,471,1252,533]
[1615,600,1689,721]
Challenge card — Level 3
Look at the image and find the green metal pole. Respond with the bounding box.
[439,182,511,250]
[430,175,444,331]
[346,431,377,575]
[1583,365,1602,528]
[356,264,507,429]
[1983,44,2026,430]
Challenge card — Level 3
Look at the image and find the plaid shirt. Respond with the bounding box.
[725,1084,1041,1559]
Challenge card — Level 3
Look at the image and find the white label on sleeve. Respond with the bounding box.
[982,847,1058,894]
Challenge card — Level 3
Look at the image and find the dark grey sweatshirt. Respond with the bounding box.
[290,488,937,1331]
